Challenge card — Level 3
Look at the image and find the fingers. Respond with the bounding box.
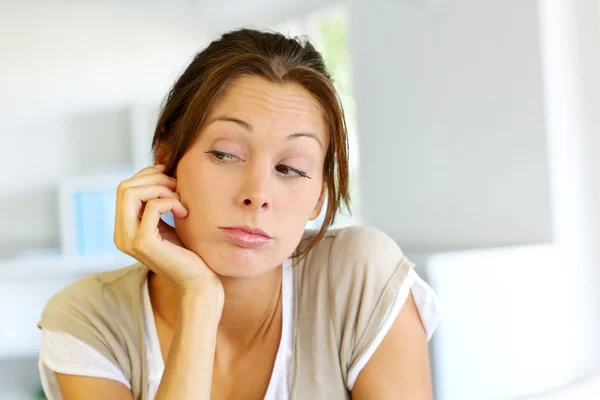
[138,198,188,243]
[122,184,180,203]
[119,171,176,192]
[120,184,181,238]
[115,165,181,253]
[132,164,166,178]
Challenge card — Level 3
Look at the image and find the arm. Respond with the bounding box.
[351,293,433,400]
[55,288,221,400]
[55,374,134,400]
[153,288,220,399]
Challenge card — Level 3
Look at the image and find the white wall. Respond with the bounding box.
[538,0,600,380]
[0,0,340,124]
[0,2,206,124]
[349,0,552,252]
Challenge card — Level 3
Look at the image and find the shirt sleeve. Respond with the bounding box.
[39,329,131,400]
[37,274,134,381]
[345,268,442,390]
[327,226,416,384]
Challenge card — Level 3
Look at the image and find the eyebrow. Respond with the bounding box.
[208,115,324,149]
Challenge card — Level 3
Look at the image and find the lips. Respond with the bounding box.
[228,226,271,238]
[218,226,272,248]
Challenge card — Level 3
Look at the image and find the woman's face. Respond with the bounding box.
[174,75,329,277]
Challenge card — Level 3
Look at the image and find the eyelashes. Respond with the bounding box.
[275,164,311,179]
[204,150,311,180]
[206,150,237,162]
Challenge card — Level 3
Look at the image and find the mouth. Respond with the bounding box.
[218,226,272,248]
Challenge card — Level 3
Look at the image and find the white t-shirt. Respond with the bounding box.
[39,259,441,400]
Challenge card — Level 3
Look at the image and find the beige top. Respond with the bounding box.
[38,226,415,399]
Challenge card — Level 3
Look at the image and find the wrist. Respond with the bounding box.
[179,281,224,320]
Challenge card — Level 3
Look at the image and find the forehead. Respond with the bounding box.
[206,75,327,133]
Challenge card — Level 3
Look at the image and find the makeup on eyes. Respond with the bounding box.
[203,147,313,180]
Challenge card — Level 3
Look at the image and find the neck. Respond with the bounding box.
[148,263,283,350]
[217,266,282,346]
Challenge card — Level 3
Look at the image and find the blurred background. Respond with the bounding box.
[1,0,599,399]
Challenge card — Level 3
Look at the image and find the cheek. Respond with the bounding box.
[177,157,226,201]
[280,182,323,219]
[176,163,227,226]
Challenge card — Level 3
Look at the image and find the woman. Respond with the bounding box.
[38,28,441,399]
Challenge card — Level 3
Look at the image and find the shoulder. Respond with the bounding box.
[297,225,413,318]
[40,263,146,331]
[328,225,404,260]
[299,226,408,279]
[38,263,147,379]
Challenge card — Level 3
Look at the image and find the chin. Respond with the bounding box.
[204,244,281,278]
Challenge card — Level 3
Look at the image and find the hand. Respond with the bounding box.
[114,165,223,299]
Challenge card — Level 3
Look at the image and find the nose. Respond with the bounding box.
[238,160,271,212]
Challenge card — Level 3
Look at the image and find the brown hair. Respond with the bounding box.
[152,28,350,258]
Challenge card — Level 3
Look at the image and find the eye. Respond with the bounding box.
[205,150,238,162]
[275,164,311,179]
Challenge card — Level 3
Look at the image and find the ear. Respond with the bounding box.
[309,182,327,221]
[154,140,170,166]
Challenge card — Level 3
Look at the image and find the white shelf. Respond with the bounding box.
[1,251,137,282]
